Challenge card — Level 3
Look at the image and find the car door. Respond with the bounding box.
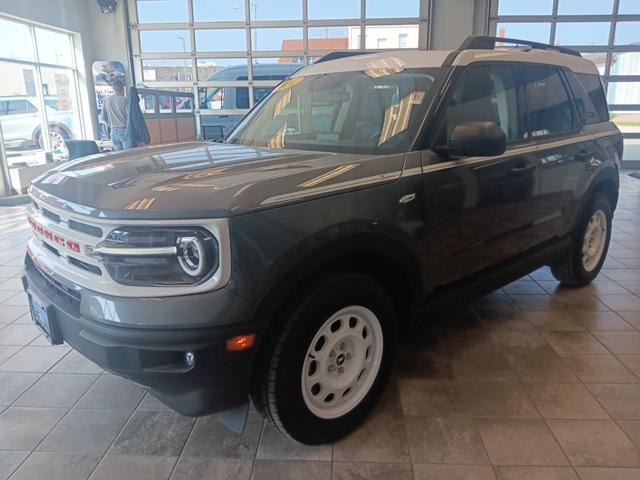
[6,99,38,144]
[522,66,598,241]
[420,63,541,286]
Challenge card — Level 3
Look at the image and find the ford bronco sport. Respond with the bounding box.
[22,36,622,444]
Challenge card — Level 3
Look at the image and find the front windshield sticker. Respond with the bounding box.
[378,91,425,146]
[364,57,406,79]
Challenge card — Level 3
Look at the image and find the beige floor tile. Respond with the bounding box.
[405,417,489,464]
[571,311,635,332]
[587,384,640,418]
[619,355,640,378]
[542,332,609,355]
[333,462,414,480]
[477,419,568,466]
[575,467,640,480]
[592,332,640,354]
[562,355,639,383]
[490,330,556,355]
[597,295,640,312]
[504,352,579,383]
[496,466,578,480]
[616,311,640,330]
[524,311,585,332]
[548,419,640,466]
[617,419,640,450]
[525,384,608,419]
[413,464,496,480]
[333,413,410,463]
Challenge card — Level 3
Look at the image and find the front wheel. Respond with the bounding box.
[252,272,396,444]
[550,193,612,287]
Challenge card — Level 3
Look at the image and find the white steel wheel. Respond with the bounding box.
[582,209,607,272]
[301,305,384,419]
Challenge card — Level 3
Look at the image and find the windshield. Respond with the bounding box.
[227,67,445,155]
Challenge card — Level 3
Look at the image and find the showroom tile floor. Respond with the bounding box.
[1,173,640,479]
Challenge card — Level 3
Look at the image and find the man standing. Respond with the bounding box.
[101,80,131,150]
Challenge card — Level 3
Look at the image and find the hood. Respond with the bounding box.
[30,142,406,219]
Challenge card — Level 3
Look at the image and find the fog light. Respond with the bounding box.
[185,351,195,368]
[226,334,256,352]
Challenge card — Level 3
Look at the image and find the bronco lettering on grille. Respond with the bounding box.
[28,216,81,253]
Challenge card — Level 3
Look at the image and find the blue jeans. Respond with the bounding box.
[111,128,132,151]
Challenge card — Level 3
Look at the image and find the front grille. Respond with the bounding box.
[26,256,81,317]
[42,242,60,257]
[68,219,102,238]
[68,257,101,275]
[42,208,61,223]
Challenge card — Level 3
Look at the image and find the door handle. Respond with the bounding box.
[508,163,535,177]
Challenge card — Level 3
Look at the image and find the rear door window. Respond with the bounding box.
[575,73,609,123]
[524,67,576,137]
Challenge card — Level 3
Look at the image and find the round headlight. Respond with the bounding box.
[177,236,206,277]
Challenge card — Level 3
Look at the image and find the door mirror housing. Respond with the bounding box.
[441,121,507,157]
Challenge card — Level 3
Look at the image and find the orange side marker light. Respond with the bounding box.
[226,334,256,352]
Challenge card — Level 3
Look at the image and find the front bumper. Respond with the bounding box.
[22,257,257,417]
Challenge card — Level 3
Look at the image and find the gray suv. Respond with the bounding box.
[22,36,622,444]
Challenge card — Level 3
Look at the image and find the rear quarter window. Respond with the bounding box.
[575,73,609,123]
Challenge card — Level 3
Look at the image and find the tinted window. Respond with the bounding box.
[6,100,35,115]
[524,67,575,137]
[438,65,521,144]
[575,73,609,123]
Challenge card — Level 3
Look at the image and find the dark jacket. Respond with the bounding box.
[125,86,151,146]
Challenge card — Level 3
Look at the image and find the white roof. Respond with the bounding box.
[293,47,599,77]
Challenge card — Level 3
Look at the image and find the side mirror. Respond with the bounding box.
[446,121,507,157]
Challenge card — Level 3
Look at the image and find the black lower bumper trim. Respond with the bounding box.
[23,267,257,417]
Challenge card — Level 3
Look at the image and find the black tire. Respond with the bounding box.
[251,271,396,445]
[550,193,612,287]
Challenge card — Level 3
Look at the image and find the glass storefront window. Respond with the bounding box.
[136,0,189,23]
[610,52,640,76]
[252,28,303,52]
[366,0,419,18]
[558,0,614,15]
[497,0,553,15]
[607,82,640,106]
[35,27,74,67]
[495,23,551,43]
[308,0,360,20]
[555,22,611,46]
[614,22,640,46]
[193,1,245,22]
[197,58,248,81]
[618,0,640,14]
[364,25,419,49]
[140,30,191,53]
[0,18,34,62]
[142,59,193,82]
[40,67,81,158]
[252,0,302,21]
[308,27,358,51]
[195,29,246,52]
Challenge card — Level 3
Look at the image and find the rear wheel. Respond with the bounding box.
[551,193,612,286]
[252,272,396,444]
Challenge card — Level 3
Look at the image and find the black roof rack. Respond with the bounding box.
[314,51,377,63]
[459,35,582,57]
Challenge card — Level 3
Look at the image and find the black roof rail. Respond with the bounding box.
[459,35,582,57]
[314,51,377,63]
